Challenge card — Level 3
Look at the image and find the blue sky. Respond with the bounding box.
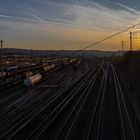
[0,0,140,50]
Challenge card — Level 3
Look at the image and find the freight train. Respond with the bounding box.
[0,58,79,89]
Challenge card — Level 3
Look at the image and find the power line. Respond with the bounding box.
[73,22,140,55]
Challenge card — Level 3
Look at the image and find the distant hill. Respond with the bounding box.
[2,48,123,57]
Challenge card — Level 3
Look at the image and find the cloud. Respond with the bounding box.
[107,0,140,14]
[1,0,140,30]
[56,1,140,30]
[0,0,140,50]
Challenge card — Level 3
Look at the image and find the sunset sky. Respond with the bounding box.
[0,0,140,50]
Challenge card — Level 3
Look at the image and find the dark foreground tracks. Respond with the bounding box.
[0,62,139,140]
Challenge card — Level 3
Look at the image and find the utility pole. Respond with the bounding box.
[1,40,3,75]
[46,49,48,58]
[30,49,32,65]
[130,31,133,51]
[27,49,30,75]
[121,40,124,55]
[82,52,85,58]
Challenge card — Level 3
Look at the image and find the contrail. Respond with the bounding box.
[107,0,140,15]
[27,11,43,21]
[0,14,44,23]
[26,10,45,23]
[0,14,67,25]
[0,14,119,32]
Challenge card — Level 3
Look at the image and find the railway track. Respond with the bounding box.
[0,62,86,111]
[0,63,97,139]
[0,61,139,140]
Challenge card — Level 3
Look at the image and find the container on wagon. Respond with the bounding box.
[24,74,42,86]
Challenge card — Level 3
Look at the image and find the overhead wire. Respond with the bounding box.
[72,22,140,55]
